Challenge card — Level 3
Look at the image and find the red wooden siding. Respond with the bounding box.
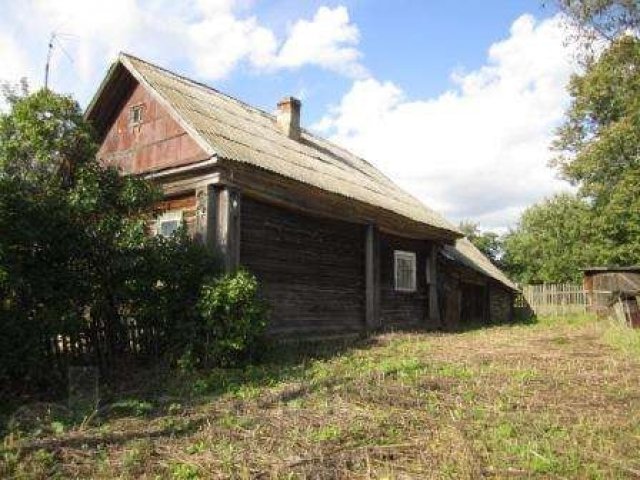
[97,82,207,174]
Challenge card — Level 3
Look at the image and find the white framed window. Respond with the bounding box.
[130,104,144,126]
[156,210,183,237]
[394,250,416,292]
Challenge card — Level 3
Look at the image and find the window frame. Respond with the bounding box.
[155,210,183,237]
[394,250,417,292]
[129,104,144,127]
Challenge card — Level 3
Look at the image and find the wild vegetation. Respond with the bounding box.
[1,314,638,479]
[0,87,267,395]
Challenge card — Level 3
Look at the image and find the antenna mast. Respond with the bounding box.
[44,33,55,90]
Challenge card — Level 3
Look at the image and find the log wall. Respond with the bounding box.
[489,284,514,323]
[240,196,366,335]
[379,233,431,329]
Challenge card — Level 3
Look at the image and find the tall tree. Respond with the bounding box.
[502,193,596,283]
[0,88,162,384]
[552,34,640,266]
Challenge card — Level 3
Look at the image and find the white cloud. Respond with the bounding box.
[187,11,278,79]
[275,6,366,77]
[315,14,579,231]
[0,1,363,99]
[0,31,31,111]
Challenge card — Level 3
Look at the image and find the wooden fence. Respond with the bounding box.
[44,317,163,376]
[520,283,589,317]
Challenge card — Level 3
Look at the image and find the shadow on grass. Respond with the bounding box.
[0,312,542,447]
[0,334,381,446]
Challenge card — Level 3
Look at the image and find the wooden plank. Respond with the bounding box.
[240,196,365,334]
[195,184,217,249]
[216,186,241,271]
[225,161,460,243]
[428,243,441,326]
[365,224,381,329]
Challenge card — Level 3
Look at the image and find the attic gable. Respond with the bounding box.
[96,80,208,174]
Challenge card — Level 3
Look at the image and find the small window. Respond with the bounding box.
[156,210,183,237]
[130,104,144,126]
[394,250,417,292]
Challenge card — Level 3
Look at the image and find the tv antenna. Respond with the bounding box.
[44,32,76,90]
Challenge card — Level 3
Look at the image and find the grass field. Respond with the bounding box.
[2,314,640,479]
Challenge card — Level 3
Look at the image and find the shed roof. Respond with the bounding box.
[443,238,518,292]
[87,53,461,239]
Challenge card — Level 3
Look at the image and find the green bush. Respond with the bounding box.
[184,270,268,368]
[0,88,270,397]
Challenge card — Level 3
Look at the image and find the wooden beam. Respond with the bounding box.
[195,184,217,249]
[365,224,381,329]
[194,184,241,272]
[216,186,241,272]
[428,243,441,326]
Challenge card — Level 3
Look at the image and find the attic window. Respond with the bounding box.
[130,104,144,126]
[394,251,417,292]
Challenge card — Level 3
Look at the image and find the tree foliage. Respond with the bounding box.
[502,6,639,283]
[458,221,504,268]
[0,88,267,391]
[502,194,596,283]
[554,0,639,42]
[553,34,640,267]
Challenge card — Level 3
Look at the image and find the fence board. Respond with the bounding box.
[520,283,590,316]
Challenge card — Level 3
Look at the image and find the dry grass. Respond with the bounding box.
[2,314,640,479]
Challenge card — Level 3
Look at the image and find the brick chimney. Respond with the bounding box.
[276,96,301,141]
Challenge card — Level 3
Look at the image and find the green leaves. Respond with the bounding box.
[507,25,640,284]
[548,35,640,271]
[0,89,96,189]
[195,270,268,367]
[459,221,504,268]
[502,194,596,283]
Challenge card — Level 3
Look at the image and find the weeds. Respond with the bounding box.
[1,315,639,478]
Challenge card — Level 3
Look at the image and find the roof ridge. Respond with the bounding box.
[120,52,282,123]
[113,52,461,237]
[118,52,401,187]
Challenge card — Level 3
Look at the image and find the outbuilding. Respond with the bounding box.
[583,266,640,315]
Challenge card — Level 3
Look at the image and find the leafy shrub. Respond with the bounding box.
[181,270,267,368]
[0,88,269,397]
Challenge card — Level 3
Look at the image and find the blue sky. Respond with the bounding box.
[0,0,576,231]
[222,0,558,122]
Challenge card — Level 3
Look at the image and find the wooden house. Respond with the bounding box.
[86,53,517,336]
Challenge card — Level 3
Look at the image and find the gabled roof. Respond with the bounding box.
[87,53,461,239]
[442,238,518,291]
[87,53,518,292]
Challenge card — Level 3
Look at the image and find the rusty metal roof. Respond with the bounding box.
[443,238,518,291]
[107,53,461,238]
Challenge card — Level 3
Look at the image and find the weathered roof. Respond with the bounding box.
[443,238,519,292]
[87,54,518,291]
[88,53,461,239]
